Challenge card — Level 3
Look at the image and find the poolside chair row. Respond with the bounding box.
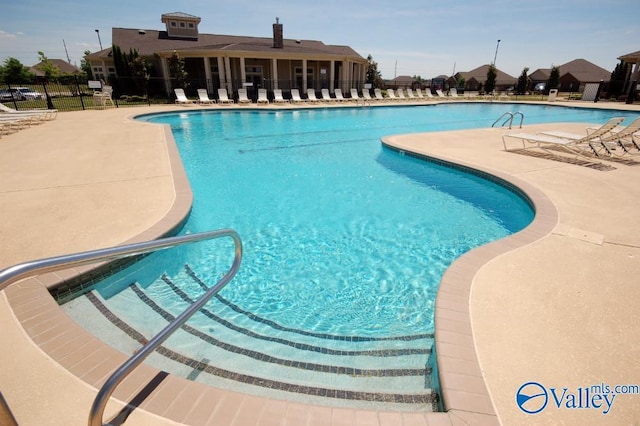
[0,102,57,137]
[503,116,640,160]
[175,87,465,105]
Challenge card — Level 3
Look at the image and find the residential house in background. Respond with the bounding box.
[386,75,414,89]
[85,12,368,97]
[529,59,611,93]
[454,65,517,92]
[29,59,82,80]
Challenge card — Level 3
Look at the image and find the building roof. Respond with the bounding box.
[456,65,516,85]
[29,59,82,76]
[618,50,640,63]
[556,58,610,82]
[97,27,364,61]
[529,68,550,81]
[161,12,201,21]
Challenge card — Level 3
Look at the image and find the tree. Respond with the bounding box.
[547,65,560,94]
[608,61,629,99]
[168,51,188,89]
[0,57,33,84]
[456,75,466,89]
[129,56,150,96]
[81,50,93,80]
[485,64,497,94]
[516,67,530,94]
[37,51,59,81]
[365,54,384,88]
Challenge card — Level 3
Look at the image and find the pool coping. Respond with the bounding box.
[4,101,639,425]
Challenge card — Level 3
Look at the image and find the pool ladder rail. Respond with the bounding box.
[0,229,243,426]
[492,111,524,129]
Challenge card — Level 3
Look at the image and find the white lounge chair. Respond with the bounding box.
[320,89,334,102]
[350,88,362,102]
[374,88,385,101]
[0,102,57,120]
[450,88,460,98]
[257,89,270,104]
[540,117,638,157]
[396,88,406,101]
[334,89,347,102]
[503,117,625,159]
[197,89,214,104]
[238,88,251,104]
[306,89,320,102]
[435,89,447,98]
[174,88,194,105]
[596,117,640,156]
[290,89,306,103]
[217,88,234,104]
[386,88,399,101]
[406,89,416,100]
[273,89,287,103]
[362,89,374,101]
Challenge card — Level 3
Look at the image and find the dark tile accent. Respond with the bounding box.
[162,274,432,358]
[84,290,436,405]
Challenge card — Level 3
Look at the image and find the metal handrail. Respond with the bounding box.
[492,111,524,129]
[0,229,242,426]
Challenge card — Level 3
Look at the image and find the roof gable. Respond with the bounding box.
[557,58,611,81]
[111,27,364,60]
[456,64,516,84]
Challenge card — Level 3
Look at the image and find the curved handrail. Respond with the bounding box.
[492,111,524,129]
[0,229,242,426]
[512,111,524,128]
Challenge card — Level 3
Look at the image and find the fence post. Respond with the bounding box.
[75,76,86,110]
[41,81,55,110]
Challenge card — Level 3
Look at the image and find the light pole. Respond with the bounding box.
[95,29,103,50]
[493,39,501,66]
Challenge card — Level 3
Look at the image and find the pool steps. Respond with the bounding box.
[62,265,439,411]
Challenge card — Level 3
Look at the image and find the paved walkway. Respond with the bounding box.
[1,102,639,425]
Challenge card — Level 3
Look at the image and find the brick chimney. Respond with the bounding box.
[273,17,283,49]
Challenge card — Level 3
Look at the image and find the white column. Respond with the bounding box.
[344,60,351,91]
[302,59,308,89]
[240,57,246,84]
[217,57,226,91]
[271,58,279,90]
[224,57,232,93]
[203,57,213,92]
[330,60,335,92]
[160,56,171,94]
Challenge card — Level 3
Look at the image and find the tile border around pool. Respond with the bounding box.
[381,134,559,424]
[4,111,558,426]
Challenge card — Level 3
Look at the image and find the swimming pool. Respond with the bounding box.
[60,103,636,410]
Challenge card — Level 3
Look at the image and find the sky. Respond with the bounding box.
[2,0,639,79]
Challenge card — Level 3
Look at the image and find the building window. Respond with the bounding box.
[245,65,264,87]
[93,67,103,72]
[107,67,115,73]
[188,23,194,29]
[295,67,315,88]
[170,21,177,27]
[180,22,186,28]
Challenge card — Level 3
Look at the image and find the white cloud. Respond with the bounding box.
[0,30,20,40]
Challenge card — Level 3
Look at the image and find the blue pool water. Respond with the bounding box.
[130,104,640,338]
[136,102,635,337]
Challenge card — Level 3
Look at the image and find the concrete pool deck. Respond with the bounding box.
[1,101,639,425]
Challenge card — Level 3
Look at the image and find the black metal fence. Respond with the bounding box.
[3,76,634,112]
[1,76,381,111]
